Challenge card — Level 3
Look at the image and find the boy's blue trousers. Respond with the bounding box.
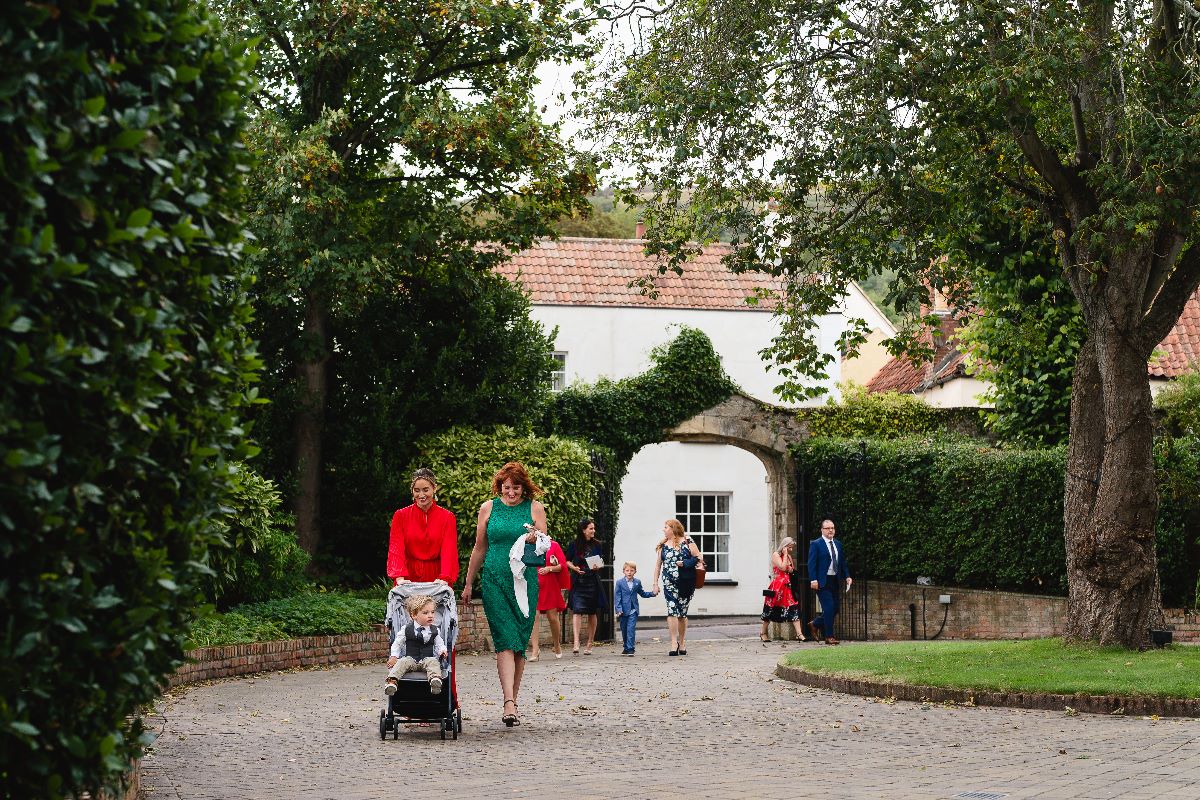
[620,612,639,651]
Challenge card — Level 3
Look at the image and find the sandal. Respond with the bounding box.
[502,698,519,727]
[759,633,770,646]
[527,654,539,662]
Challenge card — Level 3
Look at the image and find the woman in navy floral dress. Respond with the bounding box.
[652,519,702,656]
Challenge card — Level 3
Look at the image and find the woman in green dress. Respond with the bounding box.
[462,461,548,727]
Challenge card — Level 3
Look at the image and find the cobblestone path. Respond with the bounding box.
[141,633,1199,800]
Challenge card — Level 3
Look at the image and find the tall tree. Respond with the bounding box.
[586,0,1200,646]
[215,0,594,555]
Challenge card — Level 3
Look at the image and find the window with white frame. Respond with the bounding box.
[550,352,567,391]
[675,493,730,575]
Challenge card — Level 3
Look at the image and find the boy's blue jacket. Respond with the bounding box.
[614,576,655,615]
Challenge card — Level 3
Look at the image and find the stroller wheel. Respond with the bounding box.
[378,710,387,741]
[451,716,459,740]
[455,708,462,734]
[439,719,447,741]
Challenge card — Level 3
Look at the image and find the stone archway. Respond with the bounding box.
[666,392,809,563]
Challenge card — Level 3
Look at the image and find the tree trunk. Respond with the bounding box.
[294,294,330,556]
[1063,328,1164,647]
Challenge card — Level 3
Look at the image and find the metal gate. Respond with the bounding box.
[793,442,869,640]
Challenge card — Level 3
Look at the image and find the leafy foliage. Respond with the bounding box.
[956,220,1085,447]
[217,0,598,555]
[0,1,258,795]
[205,466,310,609]
[793,437,1197,606]
[254,266,559,578]
[410,427,604,572]
[553,194,640,238]
[542,326,738,461]
[800,384,978,439]
[187,593,384,648]
[1156,373,1200,439]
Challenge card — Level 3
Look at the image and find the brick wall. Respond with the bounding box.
[1164,609,1200,643]
[171,600,496,687]
[862,581,1198,642]
[867,581,1067,640]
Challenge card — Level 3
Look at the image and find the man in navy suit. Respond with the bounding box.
[807,518,852,645]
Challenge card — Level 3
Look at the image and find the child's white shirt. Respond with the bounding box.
[390,623,447,660]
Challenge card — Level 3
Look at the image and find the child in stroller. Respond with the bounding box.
[380,581,462,740]
[385,594,447,695]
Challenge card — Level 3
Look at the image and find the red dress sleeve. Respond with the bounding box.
[386,509,408,581]
[436,507,459,585]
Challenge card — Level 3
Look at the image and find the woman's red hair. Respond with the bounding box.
[491,461,543,498]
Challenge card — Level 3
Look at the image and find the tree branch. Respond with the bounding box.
[1139,245,1200,349]
[250,0,303,88]
[415,45,532,86]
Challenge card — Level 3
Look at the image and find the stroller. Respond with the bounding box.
[379,581,462,741]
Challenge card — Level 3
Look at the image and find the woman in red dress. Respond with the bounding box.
[386,468,459,586]
[527,539,570,660]
[759,537,807,644]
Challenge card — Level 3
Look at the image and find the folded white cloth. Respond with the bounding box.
[508,529,550,617]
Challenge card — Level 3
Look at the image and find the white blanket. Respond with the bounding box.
[508,529,550,617]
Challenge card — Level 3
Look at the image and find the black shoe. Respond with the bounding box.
[668,650,679,656]
[679,649,687,655]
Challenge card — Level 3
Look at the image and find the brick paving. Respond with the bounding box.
[140,627,1200,800]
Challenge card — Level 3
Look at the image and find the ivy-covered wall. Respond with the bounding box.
[792,436,1199,607]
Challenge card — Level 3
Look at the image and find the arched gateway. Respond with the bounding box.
[665,392,808,557]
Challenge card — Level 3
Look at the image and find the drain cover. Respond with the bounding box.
[954,793,1008,800]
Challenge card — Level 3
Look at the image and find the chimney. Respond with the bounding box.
[635,219,645,239]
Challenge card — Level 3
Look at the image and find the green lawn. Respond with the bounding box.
[781,638,1200,698]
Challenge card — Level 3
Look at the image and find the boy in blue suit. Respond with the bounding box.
[614,561,657,655]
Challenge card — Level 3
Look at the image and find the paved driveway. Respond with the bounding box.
[141,627,1199,800]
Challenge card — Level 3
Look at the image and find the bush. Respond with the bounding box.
[799,383,984,439]
[0,2,257,796]
[205,465,310,609]
[411,427,601,574]
[1156,373,1200,438]
[793,437,1198,605]
[186,593,385,648]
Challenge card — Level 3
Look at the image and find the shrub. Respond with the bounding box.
[186,593,385,648]
[799,383,983,439]
[1156,373,1200,438]
[205,465,310,609]
[793,437,1197,605]
[410,428,602,573]
[0,2,256,796]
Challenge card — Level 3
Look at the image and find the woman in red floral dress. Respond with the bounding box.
[386,468,459,586]
[759,537,807,643]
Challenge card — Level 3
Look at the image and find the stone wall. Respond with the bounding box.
[1164,609,1200,643]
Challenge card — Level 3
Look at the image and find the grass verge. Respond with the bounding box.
[187,592,386,649]
[781,638,1200,698]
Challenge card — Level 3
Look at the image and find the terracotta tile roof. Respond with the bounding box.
[869,287,1200,393]
[1150,289,1200,378]
[494,237,782,311]
[866,344,971,393]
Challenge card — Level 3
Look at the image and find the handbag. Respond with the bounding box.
[693,559,706,589]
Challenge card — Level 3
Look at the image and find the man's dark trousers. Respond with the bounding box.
[816,582,840,639]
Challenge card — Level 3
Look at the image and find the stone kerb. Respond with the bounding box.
[775,662,1200,717]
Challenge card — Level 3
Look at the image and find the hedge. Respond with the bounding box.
[409,427,609,574]
[0,2,257,796]
[793,437,1199,606]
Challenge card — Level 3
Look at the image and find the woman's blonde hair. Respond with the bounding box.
[775,536,795,555]
[657,518,686,551]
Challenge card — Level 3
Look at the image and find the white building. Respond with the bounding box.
[496,237,895,615]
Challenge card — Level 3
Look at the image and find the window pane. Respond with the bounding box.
[703,515,715,533]
[703,495,715,513]
[714,553,728,572]
[676,495,687,513]
[716,514,728,532]
[716,495,729,513]
[675,514,686,530]
[689,514,701,532]
[689,496,701,513]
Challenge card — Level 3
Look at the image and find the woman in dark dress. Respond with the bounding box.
[565,518,603,655]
